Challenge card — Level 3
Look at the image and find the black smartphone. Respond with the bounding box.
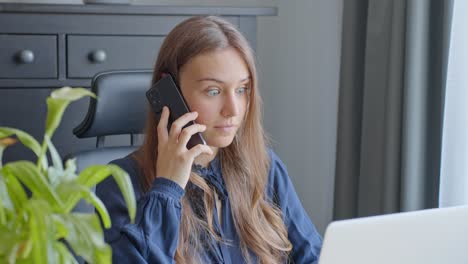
[146,74,206,149]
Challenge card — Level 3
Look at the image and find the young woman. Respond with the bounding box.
[96,16,322,264]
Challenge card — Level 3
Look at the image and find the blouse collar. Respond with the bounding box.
[191,156,228,200]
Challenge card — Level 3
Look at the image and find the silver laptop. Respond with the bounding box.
[319,206,468,264]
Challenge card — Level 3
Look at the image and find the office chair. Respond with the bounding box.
[66,70,152,210]
[64,70,152,263]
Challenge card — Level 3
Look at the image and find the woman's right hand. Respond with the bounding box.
[155,106,213,189]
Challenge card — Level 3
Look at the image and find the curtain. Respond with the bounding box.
[334,0,454,220]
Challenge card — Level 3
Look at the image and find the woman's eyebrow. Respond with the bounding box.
[196,76,250,84]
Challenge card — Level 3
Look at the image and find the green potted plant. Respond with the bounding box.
[0,87,136,263]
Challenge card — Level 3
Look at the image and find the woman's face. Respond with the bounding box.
[179,47,250,148]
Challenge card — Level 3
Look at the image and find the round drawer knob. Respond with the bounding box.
[16,50,35,64]
[89,50,107,63]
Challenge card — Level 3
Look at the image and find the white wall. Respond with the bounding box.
[0,0,343,234]
[257,0,341,234]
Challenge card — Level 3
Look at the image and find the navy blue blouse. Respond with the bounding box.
[96,149,322,263]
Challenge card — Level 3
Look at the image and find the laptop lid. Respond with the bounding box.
[318,206,468,264]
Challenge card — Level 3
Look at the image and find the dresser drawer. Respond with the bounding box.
[67,35,163,78]
[0,35,57,79]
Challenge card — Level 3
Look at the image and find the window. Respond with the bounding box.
[439,0,468,207]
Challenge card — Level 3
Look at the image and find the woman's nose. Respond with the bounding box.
[221,93,240,117]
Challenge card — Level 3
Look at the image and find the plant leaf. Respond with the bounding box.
[50,87,96,101]
[45,135,63,171]
[63,158,78,181]
[44,134,66,187]
[39,87,95,173]
[63,213,111,264]
[0,174,14,225]
[3,161,64,211]
[47,167,62,188]
[26,199,54,264]
[0,127,41,157]
[0,145,4,168]
[51,215,69,240]
[7,239,33,262]
[76,165,111,188]
[82,191,111,229]
[7,243,19,264]
[108,164,136,223]
[17,239,33,260]
[55,180,111,229]
[45,98,69,140]
[2,171,28,211]
[0,138,17,168]
[45,87,95,139]
[56,181,110,227]
[0,224,24,258]
[54,241,78,264]
[60,182,112,228]
[0,198,5,226]
[77,164,136,222]
[55,181,86,213]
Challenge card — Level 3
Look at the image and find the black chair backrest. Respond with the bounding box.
[65,70,153,209]
[73,70,153,148]
[69,69,153,167]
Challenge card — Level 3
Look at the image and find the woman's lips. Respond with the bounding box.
[214,125,236,132]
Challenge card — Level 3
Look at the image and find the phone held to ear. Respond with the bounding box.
[146,74,207,149]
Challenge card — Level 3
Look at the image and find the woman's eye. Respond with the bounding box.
[236,87,249,94]
[207,89,220,96]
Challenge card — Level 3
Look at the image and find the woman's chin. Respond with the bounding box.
[205,135,235,148]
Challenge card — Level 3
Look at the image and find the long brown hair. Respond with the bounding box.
[134,16,292,263]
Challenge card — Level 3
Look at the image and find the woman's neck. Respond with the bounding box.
[193,146,218,167]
